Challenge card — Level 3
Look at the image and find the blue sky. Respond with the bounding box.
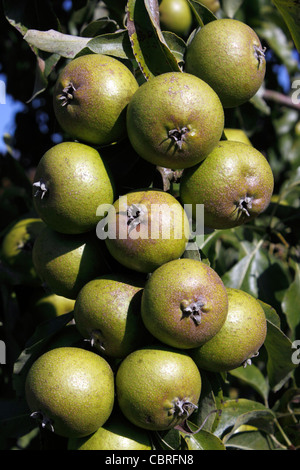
[0,0,73,155]
[0,74,25,154]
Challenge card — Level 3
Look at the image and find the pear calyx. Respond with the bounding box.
[30,411,54,433]
[180,298,207,326]
[33,179,48,200]
[237,195,253,217]
[168,126,189,149]
[58,82,76,107]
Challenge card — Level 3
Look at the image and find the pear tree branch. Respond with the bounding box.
[262,89,300,111]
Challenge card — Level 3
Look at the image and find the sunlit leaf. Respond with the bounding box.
[273,0,300,51]
[182,428,226,450]
[24,29,90,59]
[82,31,135,60]
[213,399,275,439]
[256,21,299,71]
[264,319,299,391]
[221,240,269,298]
[229,364,270,403]
[281,262,300,337]
[222,0,245,18]
[187,0,218,27]
[12,312,74,397]
[225,430,275,450]
[126,0,181,80]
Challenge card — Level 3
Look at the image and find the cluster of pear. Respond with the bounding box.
[20,12,272,449]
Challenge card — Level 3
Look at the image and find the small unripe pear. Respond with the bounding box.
[190,288,267,372]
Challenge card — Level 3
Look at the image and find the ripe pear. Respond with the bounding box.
[199,0,220,13]
[126,71,224,169]
[32,141,114,235]
[74,273,151,358]
[68,410,152,450]
[141,258,228,349]
[103,189,190,273]
[116,345,201,431]
[32,226,112,299]
[25,347,114,438]
[190,288,267,372]
[33,293,75,323]
[185,19,266,108]
[159,0,193,37]
[180,140,274,229]
[224,128,252,146]
[53,53,139,146]
[1,217,46,285]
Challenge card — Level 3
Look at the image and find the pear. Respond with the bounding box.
[103,189,190,273]
[1,217,46,285]
[180,140,274,229]
[185,18,266,108]
[53,53,139,146]
[74,273,151,358]
[25,347,114,438]
[190,288,267,372]
[126,71,224,169]
[116,345,201,431]
[32,141,114,235]
[68,410,152,450]
[32,226,112,299]
[141,258,228,349]
[159,0,193,37]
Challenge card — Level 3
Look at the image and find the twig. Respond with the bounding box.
[262,89,300,111]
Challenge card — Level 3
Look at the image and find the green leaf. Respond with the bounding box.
[256,21,299,72]
[182,241,201,261]
[249,91,272,115]
[12,311,74,397]
[221,0,245,18]
[191,371,226,434]
[182,429,226,450]
[223,409,275,444]
[229,365,270,404]
[154,428,181,450]
[187,0,218,27]
[264,319,299,392]
[80,17,119,37]
[281,262,300,337]
[225,430,275,450]
[126,0,181,80]
[84,30,135,59]
[281,165,300,194]
[258,299,281,328]
[162,31,187,64]
[0,399,34,439]
[272,0,300,51]
[221,240,269,298]
[24,29,91,59]
[213,398,275,439]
